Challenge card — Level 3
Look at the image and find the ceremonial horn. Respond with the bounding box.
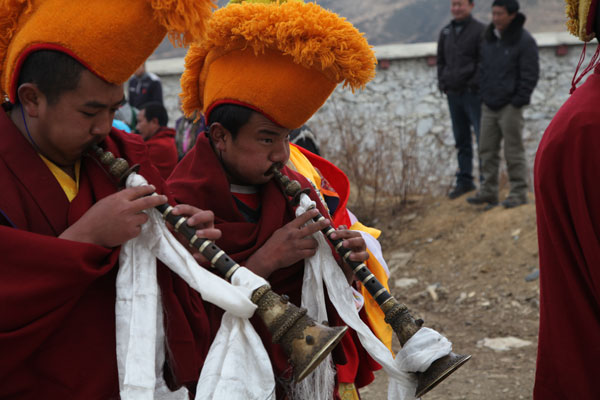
[274,170,471,396]
[92,145,347,382]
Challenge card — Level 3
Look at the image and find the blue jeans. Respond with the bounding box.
[447,91,482,187]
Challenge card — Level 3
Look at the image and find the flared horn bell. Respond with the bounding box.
[251,285,347,382]
[291,320,348,382]
[381,299,471,397]
[415,352,472,397]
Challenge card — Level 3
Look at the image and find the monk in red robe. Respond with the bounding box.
[0,0,215,397]
[168,106,380,399]
[534,1,600,398]
[136,101,178,180]
[167,2,380,396]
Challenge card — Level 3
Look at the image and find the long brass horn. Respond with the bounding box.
[92,145,346,382]
[274,169,471,396]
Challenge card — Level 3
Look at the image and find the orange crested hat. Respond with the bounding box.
[0,0,215,103]
[180,0,376,130]
[565,0,598,41]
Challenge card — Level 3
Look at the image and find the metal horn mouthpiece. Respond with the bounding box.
[273,169,471,396]
[92,145,346,382]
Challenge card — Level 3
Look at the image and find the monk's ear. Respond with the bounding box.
[17,83,43,118]
[209,123,230,151]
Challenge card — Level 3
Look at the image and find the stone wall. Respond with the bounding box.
[151,32,596,194]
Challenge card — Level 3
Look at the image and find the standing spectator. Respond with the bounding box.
[534,1,600,398]
[467,0,539,209]
[137,102,178,179]
[128,62,163,109]
[175,112,205,160]
[437,0,485,199]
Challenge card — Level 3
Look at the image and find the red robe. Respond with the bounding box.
[167,134,379,398]
[0,109,189,399]
[146,127,178,180]
[533,70,600,399]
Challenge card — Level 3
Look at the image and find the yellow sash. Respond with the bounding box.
[39,154,81,202]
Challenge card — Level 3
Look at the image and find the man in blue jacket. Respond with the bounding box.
[437,0,485,199]
[467,0,539,209]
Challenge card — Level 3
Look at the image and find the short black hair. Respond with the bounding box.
[17,50,86,105]
[492,0,519,14]
[207,104,254,138]
[140,101,168,127]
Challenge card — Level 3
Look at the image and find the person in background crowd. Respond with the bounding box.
[467,0,539,209]
[128,62,163,109]
[437,0,485,199]
[114,98,137,132]
[533,0,600,398]
[112,118,131,133]
[175,112,205,160]
[136,101,178,179]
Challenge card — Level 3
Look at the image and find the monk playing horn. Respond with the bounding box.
[0,0,218,398]
[167,0,381,398]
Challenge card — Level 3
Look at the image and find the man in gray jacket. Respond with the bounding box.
[437,0,485,199]
[467,0,539,209]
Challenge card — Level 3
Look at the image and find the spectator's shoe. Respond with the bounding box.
[501,197,528,209]
[466,192,497,205]
[483,202,499,211]
[448,183,476,199]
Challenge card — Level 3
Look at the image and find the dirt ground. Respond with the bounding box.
[357,191,539,400]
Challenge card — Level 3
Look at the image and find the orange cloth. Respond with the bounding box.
[203,48,336,129]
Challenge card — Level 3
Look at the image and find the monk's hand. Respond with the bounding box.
[169,204,221,263]
[245,208,330,278]
[330,226,369,283]
[59,185,168,248]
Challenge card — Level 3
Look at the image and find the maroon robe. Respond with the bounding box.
[533,69,600,398]
[0,108,191,399]
[166,133,379,398]
[146,126,178,180]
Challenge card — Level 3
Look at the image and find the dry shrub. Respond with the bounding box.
[313,100,446,223]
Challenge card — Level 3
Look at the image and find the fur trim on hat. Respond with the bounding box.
[565,0,597,41]
[181,0,376,118]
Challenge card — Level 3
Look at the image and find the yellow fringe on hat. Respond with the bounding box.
[181,43,204,118]
[565,0,596,41]
[150,0,216,46]
[180,0,376,117]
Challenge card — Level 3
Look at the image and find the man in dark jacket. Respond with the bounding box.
[128,62,164,109]
[437,0,485,199]
[467,0,539,209]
